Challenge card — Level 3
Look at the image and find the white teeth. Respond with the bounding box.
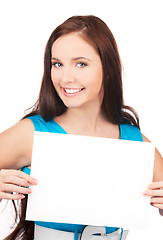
[64,88,83,94]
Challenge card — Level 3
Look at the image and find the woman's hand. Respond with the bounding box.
[0,169,37,200]
[143,181,163,209]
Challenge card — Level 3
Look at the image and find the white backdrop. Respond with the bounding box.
[0,0,162,239]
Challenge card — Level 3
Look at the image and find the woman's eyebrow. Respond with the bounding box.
[72,57,91,61]
[51,57,60,61]
[51,57,91,61]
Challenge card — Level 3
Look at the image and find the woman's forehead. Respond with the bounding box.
[51,33,98,59]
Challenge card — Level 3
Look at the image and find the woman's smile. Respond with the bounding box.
[62,87,85,96]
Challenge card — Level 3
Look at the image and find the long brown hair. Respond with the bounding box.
[6,15,139,240]
[4,196,34,240]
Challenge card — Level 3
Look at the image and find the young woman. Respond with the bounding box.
[0,15,162,240]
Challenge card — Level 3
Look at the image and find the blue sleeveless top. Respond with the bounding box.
[23,115,143,239]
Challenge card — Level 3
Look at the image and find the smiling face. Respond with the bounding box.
[51,32,103,109]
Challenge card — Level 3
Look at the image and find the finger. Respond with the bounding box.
[151,203,163,209]
[11,169,38,185]
[0,192,25,200]
[148,181,163,189]
[1,169,37,185]
[150,197,163,204]
[2,175,30,187]
[18,170,38,184]
[0,183,32,195]
[143,189,163,197]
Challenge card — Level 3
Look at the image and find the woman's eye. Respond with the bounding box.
[76,62,87,68]
[52,62,63,68]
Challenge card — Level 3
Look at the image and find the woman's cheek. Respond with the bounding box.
[51,70,60,87]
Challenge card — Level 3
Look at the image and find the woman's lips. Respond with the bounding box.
[62,87,85,96]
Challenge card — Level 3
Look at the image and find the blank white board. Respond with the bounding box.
[26,132,154,229]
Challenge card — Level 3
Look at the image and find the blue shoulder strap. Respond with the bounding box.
[120,124,143,142]
[27,115,67,134]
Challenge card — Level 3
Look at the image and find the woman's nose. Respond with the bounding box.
[61,67,75,84]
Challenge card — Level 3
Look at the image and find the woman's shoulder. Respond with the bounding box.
[0,117,35,138]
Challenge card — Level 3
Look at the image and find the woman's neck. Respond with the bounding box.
[57,98,103,129]
[55,103,120,139]
[64,108,104,131]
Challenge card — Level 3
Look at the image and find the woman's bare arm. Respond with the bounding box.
[142,134,163,182]
[142,134,163,214]
[0,119,34,170]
